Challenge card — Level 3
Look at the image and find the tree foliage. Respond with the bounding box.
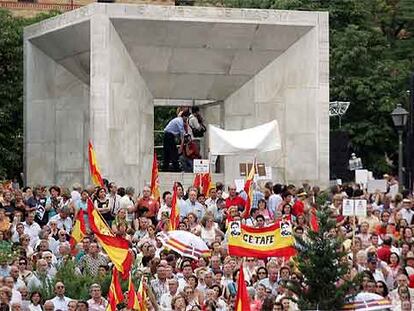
[33,259,112,300]
[0,10,58,181]
[196,0,414,176]
[290,204,359,310]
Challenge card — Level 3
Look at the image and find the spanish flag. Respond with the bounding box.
[310,208,319,232]
[150,152,160,202]
[87,199,133,279]
[69,209,87,255]
[169,183,180,231]
[193,173,213,196]
[235,263,251,311]
[243,162,255,219]
[127,274,141,310]
[87,198,114,237]
[228,221,296,259]
[106,267,124,311]
[88,141,104,188]
[136,276,147,311]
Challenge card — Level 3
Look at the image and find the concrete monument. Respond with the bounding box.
[24,4,329,190]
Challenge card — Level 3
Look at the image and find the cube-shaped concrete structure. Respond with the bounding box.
[24,4,329,189]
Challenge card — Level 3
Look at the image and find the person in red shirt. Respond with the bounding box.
[134,186,160,224]
[375,211,391,239]
[377,236,392,263]
[225,185,245,210]
[292,190,307,217]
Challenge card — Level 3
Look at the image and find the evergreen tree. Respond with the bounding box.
[289,204,359,310]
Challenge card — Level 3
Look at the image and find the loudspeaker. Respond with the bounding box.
[330,131,352,182]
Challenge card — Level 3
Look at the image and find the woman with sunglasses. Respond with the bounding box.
[375,280,389,298]
[256,267,268,281]
[18,258,32,284]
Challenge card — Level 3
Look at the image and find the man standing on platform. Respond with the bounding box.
[162,110,190,172]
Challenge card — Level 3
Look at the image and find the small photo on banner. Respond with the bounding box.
[227,221,296,259]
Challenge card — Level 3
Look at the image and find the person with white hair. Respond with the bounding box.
[87,284,107,311]
[50,282,72,311]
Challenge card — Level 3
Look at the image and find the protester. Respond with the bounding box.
[0,172,411,310]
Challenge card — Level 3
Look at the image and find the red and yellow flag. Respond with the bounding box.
[87,199,114,236]
[235,262,251,311]
[87,199,133,279]
[106,267,124,311]
[169,183,180,231]
[136,276,147,311]
[310,208,319,232]
[69,209,87,255]
[228,221,296,259]
[127,274,141,310]
[243,162,255,219]
[150,152,160,202]
[88,141,104,188]
[193,173,213,196]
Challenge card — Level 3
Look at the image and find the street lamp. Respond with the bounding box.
[349,153,363,171]
[391,104,409,188]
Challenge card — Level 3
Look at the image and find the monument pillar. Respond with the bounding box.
[90,15,154,190]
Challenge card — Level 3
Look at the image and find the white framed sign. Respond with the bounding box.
[193,159,210,174]
[354,199,367,217]
[342,199,354,216]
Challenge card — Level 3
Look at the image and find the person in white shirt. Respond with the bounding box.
[400,198,413,225]
[119,187,135,225]
[9,266,25,291]
[268,184,283,219]
[4,276,22,306]
[48,207,73,232]
[158,192,172,221]
[70,183,82,206]
[50,282,72,311]
[205,188,218,211]
[107,182,121,218]
[159,278,179,311]
[87,283,108,311]
[23,212,41,248]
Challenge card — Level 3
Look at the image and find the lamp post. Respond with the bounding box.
[391,104,409,189]
[349,153,363,171]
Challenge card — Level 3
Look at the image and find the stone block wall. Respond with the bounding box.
[90,15,153,190]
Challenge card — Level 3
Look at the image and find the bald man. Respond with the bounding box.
[51,282,72,311]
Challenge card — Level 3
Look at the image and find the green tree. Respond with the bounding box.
[0,10,58,181]
[290,204,359,310]
[196,0,414,176]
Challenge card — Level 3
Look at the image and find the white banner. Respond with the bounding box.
[208,120,281,155]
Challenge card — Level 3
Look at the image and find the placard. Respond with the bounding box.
[257,166,272,181]
[367,179,387,194]
[354,199,367,217]
[239,163,266,177]
[342,199,354,216]
[355,169,369,185]
[389,184,398,198]
[234,179,245,192]
[193,159,210,173]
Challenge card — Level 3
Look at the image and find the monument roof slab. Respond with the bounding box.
[24,4,323,99]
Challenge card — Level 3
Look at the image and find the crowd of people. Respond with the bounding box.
[0,174,412,311]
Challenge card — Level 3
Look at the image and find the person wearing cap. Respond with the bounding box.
[400,198,413,225]
[292,190,307,217]
[366,256,387,284]
[405,251,414,272]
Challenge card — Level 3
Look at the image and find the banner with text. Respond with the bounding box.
[227,221,296,258]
